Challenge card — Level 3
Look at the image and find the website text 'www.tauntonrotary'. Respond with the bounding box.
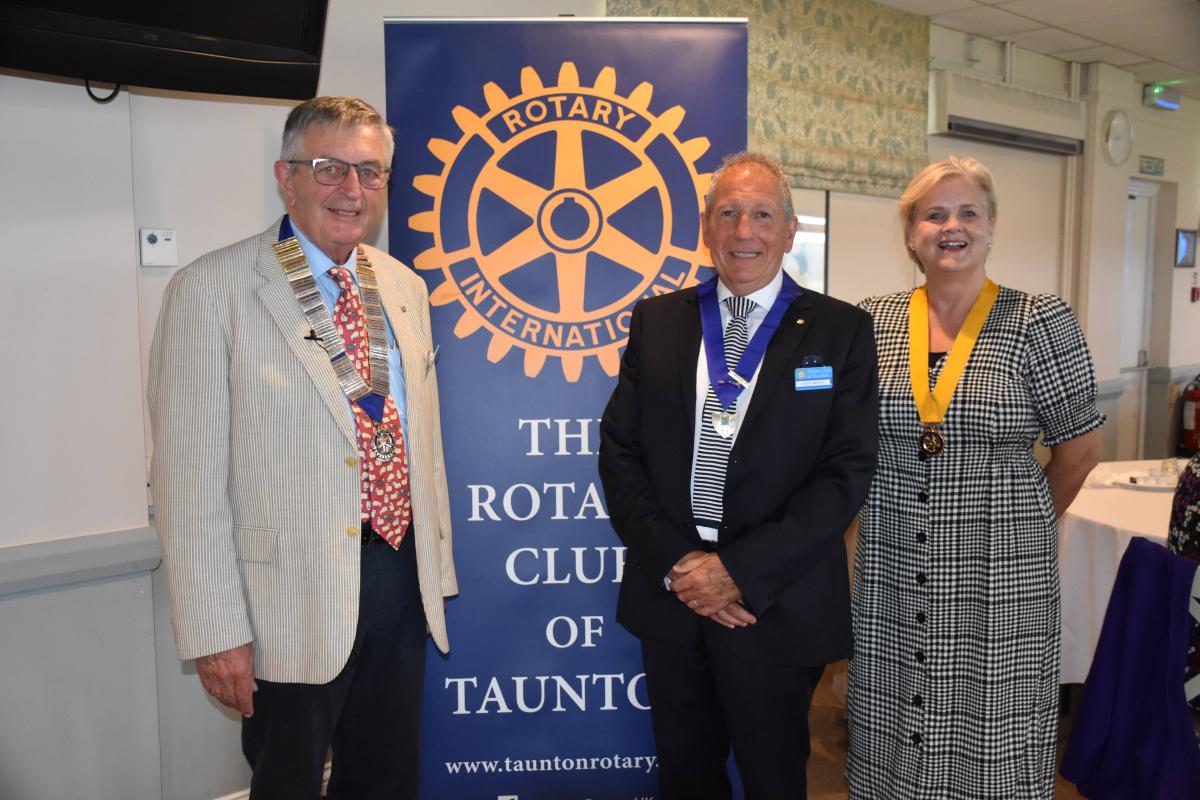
[444,753,658,775]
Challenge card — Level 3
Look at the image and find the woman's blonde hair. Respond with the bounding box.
[898,156,997,268]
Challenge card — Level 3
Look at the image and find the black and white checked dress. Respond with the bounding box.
[846,287,1104,800]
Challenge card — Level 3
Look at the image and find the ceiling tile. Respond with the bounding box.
[915,0,1200,101]
[1125,11,1200,62]
[996,0,1193,28]
[931,6,1045,37]
[1004,27,1098,53]
[1053,45,1154,67]
[1169,53,1200,73]
[1069,5,1200,50]
[868,0,980,15]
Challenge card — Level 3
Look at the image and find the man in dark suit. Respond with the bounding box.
[598,152,878,799]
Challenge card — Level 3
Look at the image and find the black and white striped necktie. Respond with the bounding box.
[692,295,755,528]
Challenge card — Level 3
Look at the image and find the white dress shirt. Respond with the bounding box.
[690,269,784,541]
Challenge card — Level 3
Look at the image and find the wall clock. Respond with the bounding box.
[1103,109,1133,167]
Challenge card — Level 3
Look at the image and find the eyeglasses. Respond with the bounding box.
[288,158,391,190]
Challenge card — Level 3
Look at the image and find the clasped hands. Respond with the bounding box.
[668,550,757,629]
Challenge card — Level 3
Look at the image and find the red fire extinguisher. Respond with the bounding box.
[1181,374,1200,454]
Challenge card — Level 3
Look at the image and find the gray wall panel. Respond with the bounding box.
[153,567,250,800]
[0,572,160,800]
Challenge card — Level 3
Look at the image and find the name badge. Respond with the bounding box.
[794,365,833,391]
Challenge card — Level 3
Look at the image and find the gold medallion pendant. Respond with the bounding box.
[920,426,946,457]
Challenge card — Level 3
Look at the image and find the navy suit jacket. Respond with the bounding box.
[598,281,878,666]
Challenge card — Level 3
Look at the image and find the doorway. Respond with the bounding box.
[1115,180,1158,459]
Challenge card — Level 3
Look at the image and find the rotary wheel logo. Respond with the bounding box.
[410,62,712,381]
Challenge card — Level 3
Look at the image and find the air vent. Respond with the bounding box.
[929,69,1086,156]
[946,116,1083,155]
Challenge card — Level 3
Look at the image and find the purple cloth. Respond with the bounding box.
[1060,537,1200,798]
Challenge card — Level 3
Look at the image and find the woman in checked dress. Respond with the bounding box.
[846,156,1103,799]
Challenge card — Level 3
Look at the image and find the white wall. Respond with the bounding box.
[0,74,149,548]
[827,192,915,305]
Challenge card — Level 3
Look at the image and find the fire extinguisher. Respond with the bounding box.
[1181,374,1200,455]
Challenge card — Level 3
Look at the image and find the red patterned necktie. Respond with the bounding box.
[329,266,411,546]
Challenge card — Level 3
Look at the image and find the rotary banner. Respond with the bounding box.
[384,19,747,799]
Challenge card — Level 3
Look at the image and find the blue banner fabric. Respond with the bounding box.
[384,19,747,799]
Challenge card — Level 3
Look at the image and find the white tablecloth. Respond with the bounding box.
[1058,459,1176,683]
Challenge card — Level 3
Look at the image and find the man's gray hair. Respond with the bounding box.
[279,96,396,164]
[704,151,795,220]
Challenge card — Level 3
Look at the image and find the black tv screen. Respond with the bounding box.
[0,0,329,100]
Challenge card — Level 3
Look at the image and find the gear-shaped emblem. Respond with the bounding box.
[410,62,712,381]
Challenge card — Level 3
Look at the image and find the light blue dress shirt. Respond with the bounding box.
[292,225,409,441]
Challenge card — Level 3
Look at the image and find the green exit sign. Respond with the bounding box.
[1139,155,1165,176]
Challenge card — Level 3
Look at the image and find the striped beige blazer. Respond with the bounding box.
[149,218,456,683]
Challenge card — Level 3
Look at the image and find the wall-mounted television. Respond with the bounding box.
[0,1,328,100]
